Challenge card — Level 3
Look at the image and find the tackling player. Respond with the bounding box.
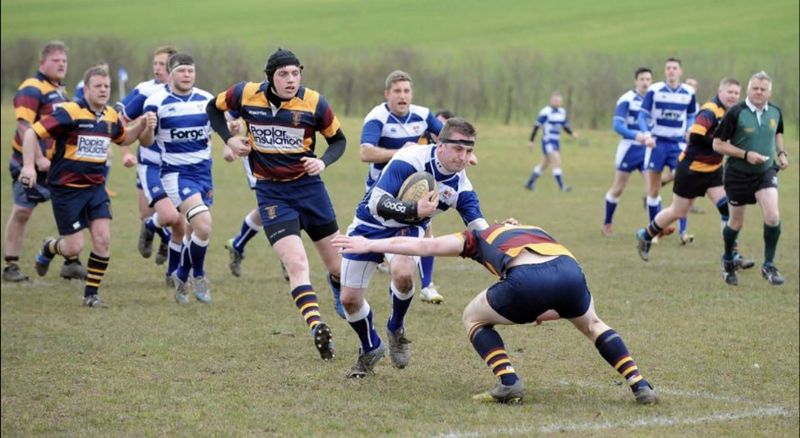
[333,219,658,405]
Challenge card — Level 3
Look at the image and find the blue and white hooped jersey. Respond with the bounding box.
[613,90,646,147]
[117,79,169,166]
[360,103,443,190]
[352,145,485,231]
[639,81,697,143]
[143,87,214,175]
[535,106,571,145]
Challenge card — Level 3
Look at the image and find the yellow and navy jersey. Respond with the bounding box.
[214,81,341,182]
[32,99,126,188]
[11,71,69,159]
[680,96,727,172]
[458,223,575,277]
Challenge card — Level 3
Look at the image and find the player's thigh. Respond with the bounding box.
[755,187,780,224]
[463,289,514,333]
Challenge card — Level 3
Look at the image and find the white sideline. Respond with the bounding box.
[437,381,798,437]
[439,407,793,437]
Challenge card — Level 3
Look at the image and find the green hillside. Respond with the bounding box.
[2,0,798,55]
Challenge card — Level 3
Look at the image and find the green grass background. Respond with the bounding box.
[1,1,799,436]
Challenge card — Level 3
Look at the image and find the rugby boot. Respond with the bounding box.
[312,322,335,361]
[60,260,88,280]
[420,284,444,304]
[224,238,243,277]
[2,264,29,282]
[733,252,755,270]
[601,223,615,237]
[138,221,154,258]
[346,343,386,379]
[761,264,784,286]
[154,240,169,265]
[386,326,412,369]
[472,380,525,404]
[636,229,651,262]
[173,273,190,304]
[721,256,738,286]
[193,276,212,303]
[327,272,346,319]
[82,294,109,309]
[633,381,659,405]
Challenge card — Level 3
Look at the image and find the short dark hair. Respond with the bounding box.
[634,67,652,79]
[40,40,67,61]
[665,57,682,66]
[435,110,454,120]
[83,66,109,87]
[167,53,195,72]
[439,117,476,143]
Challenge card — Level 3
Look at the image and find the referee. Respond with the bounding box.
[712,71,789,286]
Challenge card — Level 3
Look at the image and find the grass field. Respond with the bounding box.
[2,0,798,55]
[1,102,798,436]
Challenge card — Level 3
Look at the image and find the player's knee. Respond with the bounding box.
[764,213,780,227]
[11,206,33,224]
[392,274,414,293]
[58,238,83,258]
[282,252,309,276]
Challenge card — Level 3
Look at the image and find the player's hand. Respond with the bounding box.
[644,136,656,148]
[19,166,37,188]
[746,151,768,165]
[777,152,789,170]
[143,111,157,130]
[527,141,536,151]
[572,132,580,140]
[35,156,51,172]
[331,235,369,254]
[634,132,646,144]
[228,119,242,136]
[226,136,251,157]
[222,145,236,162]
[301,157,326,176]
[121,152,136,168]
[416,190,439,218]
[499,217,519,226]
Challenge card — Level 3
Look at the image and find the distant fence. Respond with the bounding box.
[2,38,797,129]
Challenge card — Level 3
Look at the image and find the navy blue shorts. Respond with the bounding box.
[50,185,112,236]
[486,256,592,323]
[255,176,338,244]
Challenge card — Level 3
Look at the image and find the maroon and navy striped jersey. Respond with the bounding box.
[12,71,68,159]
[214,81,340,182]
[32,99,126,188]
[458,223,574,277]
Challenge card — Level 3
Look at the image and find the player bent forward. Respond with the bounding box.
[333,221,658,405]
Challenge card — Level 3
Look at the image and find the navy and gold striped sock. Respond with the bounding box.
[595,329,646,389]
[84,252,109,298]
[42,238,63,259]
[645,221,662,240]
[470,326,518,386]
[291,285,321,332]
[5,256,19,267]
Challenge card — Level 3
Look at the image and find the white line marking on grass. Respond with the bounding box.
[437,381,798,437]
[438,407,794,437]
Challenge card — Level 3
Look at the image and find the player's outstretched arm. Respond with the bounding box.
[332,233,463,257]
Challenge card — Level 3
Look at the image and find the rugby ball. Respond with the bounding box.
[398,171,436,203]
